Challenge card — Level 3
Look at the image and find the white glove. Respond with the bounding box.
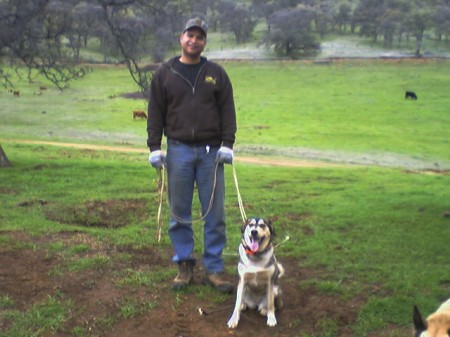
[149,150,166,169]
[215,146,233,164]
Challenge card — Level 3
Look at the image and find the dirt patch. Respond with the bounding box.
[403,169,450,175]
[0,187,18,195]
[0,230,367,337]
[43,199,149,228]
[120,91,147,100]
[1,214,417,337]
[0,138,426,336]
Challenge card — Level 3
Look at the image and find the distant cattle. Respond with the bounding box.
[133,110,147,120]
[405,91,417,100]
[39,86,48,91]
[13,91,20,97]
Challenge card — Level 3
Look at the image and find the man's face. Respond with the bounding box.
[180,28,206,59]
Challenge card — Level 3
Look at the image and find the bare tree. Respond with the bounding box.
[0,0,171,166]
[1,0,91,166]
[97,0,182,95]
[0,0,91,90]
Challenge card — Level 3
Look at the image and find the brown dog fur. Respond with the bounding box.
[414,299,450,337]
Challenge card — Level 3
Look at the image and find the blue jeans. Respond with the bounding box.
[166,139,226,273]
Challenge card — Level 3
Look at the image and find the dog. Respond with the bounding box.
[413,298,450,337]
[227,218,284,328]
[405,91,418,100]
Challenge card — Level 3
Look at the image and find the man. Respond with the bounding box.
[147,17,237,293]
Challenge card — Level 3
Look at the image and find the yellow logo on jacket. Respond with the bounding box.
[205,76,216,85]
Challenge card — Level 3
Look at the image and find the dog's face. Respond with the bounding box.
[241,218,274,254]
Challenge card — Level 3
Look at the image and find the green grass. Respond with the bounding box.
[0,295,15,309]
[2,60,449,166]
[1,143,449,336]
[228,59,450,162]
[0,293,71,337]
[118,298,157,318]
[114,267,174,288]
[1,60,449,336]
[0,66,146,147]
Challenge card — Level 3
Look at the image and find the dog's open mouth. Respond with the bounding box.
[248,235,265,252]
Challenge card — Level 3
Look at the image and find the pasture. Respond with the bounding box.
[1,59,449,166]
[1,59,449,337]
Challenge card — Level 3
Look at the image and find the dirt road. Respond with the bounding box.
[2,139,347,168]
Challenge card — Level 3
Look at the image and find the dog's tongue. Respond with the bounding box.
[249,239,259,252]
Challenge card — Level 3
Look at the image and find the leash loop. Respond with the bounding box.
[155,162,220,242]
[170,162,220,225]
[155,161,248,242]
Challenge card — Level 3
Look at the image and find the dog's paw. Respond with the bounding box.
[227,314,239,329]
[267,313,277,327]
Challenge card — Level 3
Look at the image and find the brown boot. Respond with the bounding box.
[172,261,194,291]
[203,272,235,294]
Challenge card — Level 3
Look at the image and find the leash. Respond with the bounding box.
[274,235,290,248]
[155,163,290,252]
[156,168,165,242]
[155,162,220,242]
[155,161,248,242]
[170,162,220,225]
[232,163,247,223]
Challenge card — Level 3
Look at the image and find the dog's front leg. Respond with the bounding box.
[227,278,245,328]
[266,280,277,326]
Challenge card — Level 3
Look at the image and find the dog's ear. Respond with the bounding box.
[265,219,275,237]
[413,305,427,337]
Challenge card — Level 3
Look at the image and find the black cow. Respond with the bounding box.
[405,91,418,100]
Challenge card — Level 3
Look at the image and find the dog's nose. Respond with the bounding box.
[251,230,258,236]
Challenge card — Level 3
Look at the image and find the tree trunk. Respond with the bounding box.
[0,145,11,167]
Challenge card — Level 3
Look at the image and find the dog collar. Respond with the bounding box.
[244,247,256,255]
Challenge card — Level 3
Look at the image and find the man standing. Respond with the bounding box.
[147,18,237,293]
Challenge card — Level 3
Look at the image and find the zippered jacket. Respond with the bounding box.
[147,56,237,152]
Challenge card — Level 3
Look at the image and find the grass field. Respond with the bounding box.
[1,60,449,337]
[1,59,449,167]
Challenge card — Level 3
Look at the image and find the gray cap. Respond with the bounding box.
[183,17,208,36]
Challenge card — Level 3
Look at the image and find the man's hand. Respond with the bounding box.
[149,150,166,169]
[215,146,233,164]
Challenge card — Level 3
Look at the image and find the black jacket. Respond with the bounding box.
[147,56,237,152]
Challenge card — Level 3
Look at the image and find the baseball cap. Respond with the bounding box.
[183,17,208,37]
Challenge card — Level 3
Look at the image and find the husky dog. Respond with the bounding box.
[228,218,284,328]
